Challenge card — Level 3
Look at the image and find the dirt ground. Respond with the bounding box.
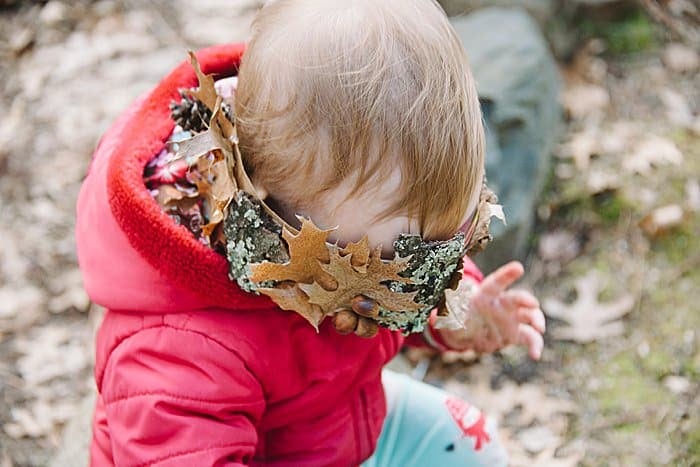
[0,1,698,466]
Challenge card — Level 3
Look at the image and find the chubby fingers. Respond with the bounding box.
[351,295,379,318]
[478,261,525,299]
[333,307,379,338]
[516,305,546,334]
[497,289,539,311]
[518,323,544,360]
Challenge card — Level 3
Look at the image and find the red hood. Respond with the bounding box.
[76,43,275,314]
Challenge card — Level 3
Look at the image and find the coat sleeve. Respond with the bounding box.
[403,257,484,350]
[98,325,265,466]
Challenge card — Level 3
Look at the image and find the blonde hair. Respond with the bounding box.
[235,0,484,240]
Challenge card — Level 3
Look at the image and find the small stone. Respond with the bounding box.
[686,179,700,212]
[663,375,690,394]
[640,204,684,237]
[517,425,561,454]
[39,1,69,26]
[538,230,580,263]
[10,29,34,55]
[636,341,650,358]
[663,43,699,73]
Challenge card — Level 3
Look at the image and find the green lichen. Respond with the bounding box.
[224,192,289,292]
[375,232,467,334]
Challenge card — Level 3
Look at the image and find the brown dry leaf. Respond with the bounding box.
[186,51,220,115]
[178,128,223,162]
[299,247,420,315]
[466,184,502,255]
[186,52,235,139]
[640,204,685,237]
[257,282,325,330]
[155,185,188,206]
[623,135,683,175]
[250,217,337,290]
[543,272,635,343]
[340,236,370,272]
[197,158,236,238]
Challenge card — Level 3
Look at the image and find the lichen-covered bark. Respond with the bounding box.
[378,233,468,333]
[224,192,289,292]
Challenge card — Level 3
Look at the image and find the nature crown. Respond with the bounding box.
[177,53,501,334]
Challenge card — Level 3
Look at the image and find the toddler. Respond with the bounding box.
[76,0,545,465]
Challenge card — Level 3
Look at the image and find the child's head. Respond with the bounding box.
[235,0,484,254]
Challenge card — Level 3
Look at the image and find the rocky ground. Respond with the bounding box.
[0,1,698,466]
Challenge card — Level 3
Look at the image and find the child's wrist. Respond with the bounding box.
[423,310,470,352]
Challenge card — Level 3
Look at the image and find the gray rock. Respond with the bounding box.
[451,8,561,271]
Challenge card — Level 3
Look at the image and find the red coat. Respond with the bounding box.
[76,44,483,466]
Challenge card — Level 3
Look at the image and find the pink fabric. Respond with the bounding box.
[76,44,483,466]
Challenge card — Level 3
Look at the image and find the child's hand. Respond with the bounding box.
[438,261,546,360]
[332,296,380,338]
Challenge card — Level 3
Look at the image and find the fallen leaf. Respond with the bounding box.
[3,399,77,439]
[659,88,695,129]
[662,42,699,73]
[529,446,585,467]
[543,272,635,342]
[445,368,576,427]
[663,375,691,394]
[558,128,598,170]
[561,84,609,120]
[599,121,637,155]
[14,325,89,386]
[623,135,683,175]
[639,204,685,236]
[0,286,44,320]
[586,168,620,194]
[538,230,580,263]
[686,179,700,212]
[517,426,562,454]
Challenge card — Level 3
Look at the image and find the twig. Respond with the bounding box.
[638,0,700,48]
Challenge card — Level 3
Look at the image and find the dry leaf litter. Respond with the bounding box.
[1,1,699,466]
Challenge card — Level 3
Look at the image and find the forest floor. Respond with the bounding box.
[0,1,698,466]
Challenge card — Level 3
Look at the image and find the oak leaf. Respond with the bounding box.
[543,272,635,342]
[340,236,370,272]
[250,217,338,290]
[196,158,236,238]
[299,247,420,315]
[186,51,235,139]
[257,282,325,330]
